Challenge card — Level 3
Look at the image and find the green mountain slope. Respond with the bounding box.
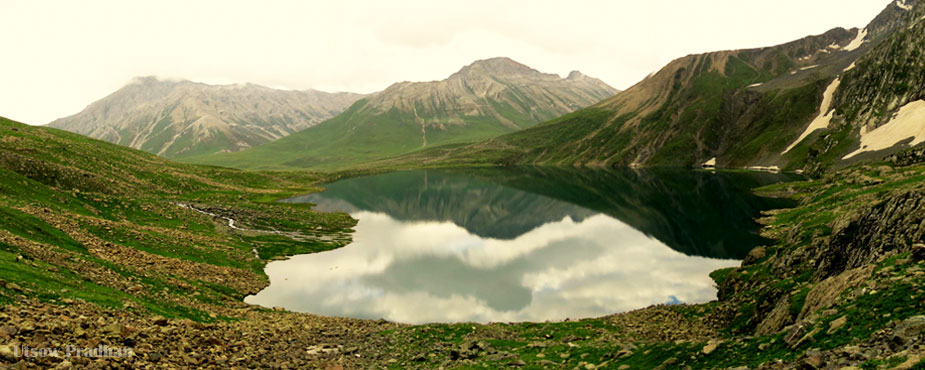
[48,77,365,159]
[388,1,923,173]
[0,115,354,320]
[187,58,619,170]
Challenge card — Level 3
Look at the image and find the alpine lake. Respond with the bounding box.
[246,167,799,324]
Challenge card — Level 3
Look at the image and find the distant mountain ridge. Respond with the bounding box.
[189,57,620,170]
[48,77,365,159]
[389,0,924,174]
[364,58,614,131]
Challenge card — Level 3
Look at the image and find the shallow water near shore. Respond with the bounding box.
[246,167,799,324]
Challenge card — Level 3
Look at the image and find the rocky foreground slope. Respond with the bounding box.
[0,115,923,369]
[48,77,365,159]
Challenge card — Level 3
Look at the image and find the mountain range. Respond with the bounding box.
[186,57,619,169]
[388,0,925,174]
[45,1,924,174]
[48,77,365,159]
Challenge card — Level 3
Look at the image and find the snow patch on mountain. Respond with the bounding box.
[843,100,925,159]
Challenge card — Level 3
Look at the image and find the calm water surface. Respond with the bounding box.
[245,168,797,323]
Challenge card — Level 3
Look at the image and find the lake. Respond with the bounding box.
[245,167,798,324]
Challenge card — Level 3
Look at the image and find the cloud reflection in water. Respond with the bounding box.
[246,210,739,324]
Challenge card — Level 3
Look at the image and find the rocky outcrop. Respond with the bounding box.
[798,265,873,320]
[887,145,925,166]
[817,189,925,279]
[755,295,793,336]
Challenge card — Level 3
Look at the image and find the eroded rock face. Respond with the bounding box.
[48,78,366,159]
[818,189,925,279]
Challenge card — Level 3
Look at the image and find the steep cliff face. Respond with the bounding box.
[48,77,365,159]
[190,58,619,170]
[827,4,925,144]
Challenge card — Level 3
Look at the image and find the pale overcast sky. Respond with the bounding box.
[0,0,889,125]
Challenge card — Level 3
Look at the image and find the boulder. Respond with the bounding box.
[891,315,925,349]
[827,316,848,335]
[743,246,766,266]
[701,339,723,355]
[756,296,793,336]
[798,266,873,321]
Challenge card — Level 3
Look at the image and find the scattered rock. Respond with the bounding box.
[615,347,634,358]
[803,349,824,368]
[827,316,848,335]
[912,244,925,261]
[891,315,925,349]
[0,345,15,360]
[101,322,126,337]
[784,325,806,347]
[508,359,526,367]
[743,246,766,265]
[0,326,16,339]
[702,339,723,355]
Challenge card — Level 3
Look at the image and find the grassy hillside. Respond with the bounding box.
[181,100,524,171]
[1,113,924,368]
[0,115,359,320]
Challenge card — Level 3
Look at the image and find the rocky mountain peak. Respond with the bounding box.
[127,76,187,87]
[450,57,541,79]
[566,70,588,80]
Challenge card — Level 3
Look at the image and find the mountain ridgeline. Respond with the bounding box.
[391,0,925,174]
[188,58,619,170]
[48,77,365,159]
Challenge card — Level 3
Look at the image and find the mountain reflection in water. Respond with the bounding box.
[246,168,797,323]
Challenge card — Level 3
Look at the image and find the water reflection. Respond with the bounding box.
[248,168,797,323]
